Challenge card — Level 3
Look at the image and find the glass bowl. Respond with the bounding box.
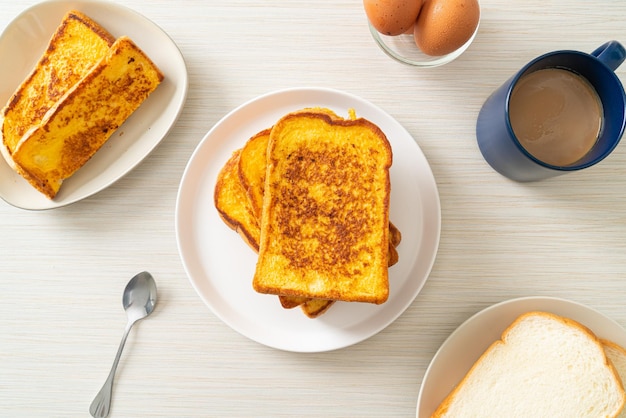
[368,19,480,68]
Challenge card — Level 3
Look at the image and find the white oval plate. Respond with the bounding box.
[416,296,626,417]
[0,0,188,210]
[176,87,441,353]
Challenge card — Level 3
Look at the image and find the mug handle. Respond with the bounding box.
[591,40,626,71]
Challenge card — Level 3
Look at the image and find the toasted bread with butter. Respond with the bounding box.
[12,36,163,199]
[252,111,392,304]
[1,10,115,167]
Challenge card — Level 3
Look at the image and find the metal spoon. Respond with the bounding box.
[89,271,158,418]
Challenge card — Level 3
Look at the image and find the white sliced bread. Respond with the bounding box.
[433,311,626,418]
[603,339,626,418]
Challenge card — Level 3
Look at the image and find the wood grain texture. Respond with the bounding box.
[1,1,626,417]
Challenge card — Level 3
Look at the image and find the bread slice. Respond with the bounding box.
[252,111,392,304]
[0,10,115,167]
[238,128,271,220]
[12,36,163,199]
[603,339,626,418]
[214,149,261,251]
[433,311,626,418]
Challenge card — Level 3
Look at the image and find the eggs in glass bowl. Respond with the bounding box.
[364,0,480,67]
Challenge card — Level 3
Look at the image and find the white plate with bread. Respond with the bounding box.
[0,0,187,210]
[417,296,626,417]
[176,87,441,352]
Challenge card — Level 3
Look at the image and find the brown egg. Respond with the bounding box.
[414,0,480,56]
[364,0,424,36]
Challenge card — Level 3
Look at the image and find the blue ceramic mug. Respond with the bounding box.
[476,41,626,181]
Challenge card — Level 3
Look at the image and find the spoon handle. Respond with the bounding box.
[89,321,134,418]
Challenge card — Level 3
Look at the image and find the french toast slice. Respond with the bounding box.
[1,10,115,167]
[252,111,392,304]
[238,128,270,219]
[12,36,163,199]
[214,149,261,251]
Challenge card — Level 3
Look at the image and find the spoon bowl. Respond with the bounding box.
[123,271,157,322]
[89,271,158,418]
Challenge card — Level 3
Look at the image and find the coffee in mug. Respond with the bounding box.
[476,41,626,182]
[508,68,603,166]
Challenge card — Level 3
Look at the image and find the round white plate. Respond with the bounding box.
[0,0,188,210]
[416,296,626,417]
[176,87,441,353]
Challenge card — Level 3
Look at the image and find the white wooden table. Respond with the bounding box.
[1,1,626,416]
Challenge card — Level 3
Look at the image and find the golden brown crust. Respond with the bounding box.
[253,111,392,304]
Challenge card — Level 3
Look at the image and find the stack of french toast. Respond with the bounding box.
[0,10,163,199]
[215,107,399,318]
